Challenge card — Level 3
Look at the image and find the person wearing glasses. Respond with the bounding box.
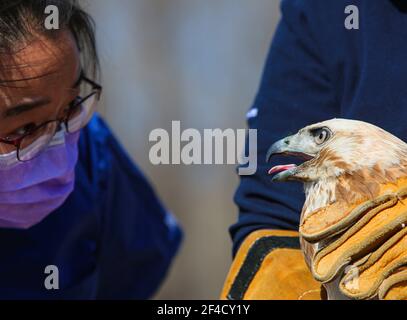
[0,1,182,299]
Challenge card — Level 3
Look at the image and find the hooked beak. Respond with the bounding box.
[266,136,314,182]
[266,138,291,162]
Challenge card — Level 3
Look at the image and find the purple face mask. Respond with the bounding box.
[0,130,80,229]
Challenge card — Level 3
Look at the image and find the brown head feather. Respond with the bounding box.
[296,119,407,218]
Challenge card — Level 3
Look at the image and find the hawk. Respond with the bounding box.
[267,119,407,300]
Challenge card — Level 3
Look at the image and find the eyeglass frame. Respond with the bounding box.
[0,72,102,162]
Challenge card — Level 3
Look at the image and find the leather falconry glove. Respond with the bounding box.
[300,180,407,300]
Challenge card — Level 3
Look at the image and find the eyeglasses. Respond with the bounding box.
[0,73,102,162]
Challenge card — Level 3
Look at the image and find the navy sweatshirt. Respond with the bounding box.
[231,0,407,255]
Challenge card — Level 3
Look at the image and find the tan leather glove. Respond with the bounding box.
[221,230,324,300]
[299,179,407,300]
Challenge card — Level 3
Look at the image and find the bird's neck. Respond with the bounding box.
[302,178,337,219]
[302,166,407,219]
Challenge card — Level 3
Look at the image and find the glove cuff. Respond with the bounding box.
[221,229,324,300]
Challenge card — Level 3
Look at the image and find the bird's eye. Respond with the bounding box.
[312,128,331,145]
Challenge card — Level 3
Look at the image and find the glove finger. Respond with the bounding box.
[339,227,407,299]
[310,192,407,283]
[378,267,407,300]
[300,193,396,243]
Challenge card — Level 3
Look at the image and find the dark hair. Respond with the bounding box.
[0,0,99,78]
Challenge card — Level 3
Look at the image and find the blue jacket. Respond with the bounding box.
[0,114,182,299]
[231,0,407,255]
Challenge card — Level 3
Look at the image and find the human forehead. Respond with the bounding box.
[0,31,80,97]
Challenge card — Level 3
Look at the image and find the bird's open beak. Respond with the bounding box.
[266,136,314,182]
